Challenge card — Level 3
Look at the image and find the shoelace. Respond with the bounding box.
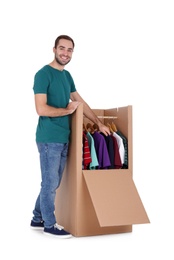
[54,223,64,230]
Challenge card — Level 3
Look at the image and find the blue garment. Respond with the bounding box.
[86,132,99,169]
[32,143,69,228]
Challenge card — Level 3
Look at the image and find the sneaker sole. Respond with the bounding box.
[43,232,72,238]
[30,226,44,230]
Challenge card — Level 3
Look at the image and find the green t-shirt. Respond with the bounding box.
[33,65,76,143]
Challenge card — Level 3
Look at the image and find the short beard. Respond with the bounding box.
[55,55,70,66]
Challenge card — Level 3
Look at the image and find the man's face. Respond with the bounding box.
[54,39,74,66]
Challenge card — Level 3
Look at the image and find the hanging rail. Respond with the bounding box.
[83,115,118,119]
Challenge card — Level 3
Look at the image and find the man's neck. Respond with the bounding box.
[49,60,64,71]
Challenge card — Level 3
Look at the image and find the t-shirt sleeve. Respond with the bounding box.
[66,71,76,93]
[33,70,50,94]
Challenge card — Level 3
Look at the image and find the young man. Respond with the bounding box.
[30,35,110,238]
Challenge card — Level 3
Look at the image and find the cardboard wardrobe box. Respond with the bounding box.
[55,104,150,237]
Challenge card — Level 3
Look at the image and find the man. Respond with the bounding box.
[30,35,110,238]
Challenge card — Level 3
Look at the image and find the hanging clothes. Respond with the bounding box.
[92,131,111,169]
[112,132,125,165]
[82,122,128,170]
[82,132,92,169]
[100,133,115,169]
[110,134,122,169]
[116,130,128,169]
[86,131,99,169]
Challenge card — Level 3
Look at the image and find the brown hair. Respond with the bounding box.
[54,35,75,49]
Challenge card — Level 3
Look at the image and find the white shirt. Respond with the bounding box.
[112,132,125,164]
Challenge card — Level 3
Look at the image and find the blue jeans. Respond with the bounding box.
[32,143,69,228]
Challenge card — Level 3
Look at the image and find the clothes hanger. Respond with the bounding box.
[107,123,114,133]
[86,123,95,134]
[93,123,99,132]
[111,122,117,132]
[83,123,88,133]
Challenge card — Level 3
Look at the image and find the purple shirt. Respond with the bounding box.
[92,131,111,169]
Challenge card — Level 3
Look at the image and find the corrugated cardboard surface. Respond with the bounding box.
[83,170,150,226]
[55,104,150,237]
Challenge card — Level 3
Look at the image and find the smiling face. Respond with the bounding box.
[53,38,74,67]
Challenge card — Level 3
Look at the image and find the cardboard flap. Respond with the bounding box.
[83,171,150,227]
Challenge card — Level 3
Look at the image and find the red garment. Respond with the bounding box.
[82,132,92,169]
[110,134,122,169]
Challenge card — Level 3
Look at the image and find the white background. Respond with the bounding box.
[1,0,174,259]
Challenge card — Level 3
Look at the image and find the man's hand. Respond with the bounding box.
[66,101,81,114]
[98,123,110,136]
